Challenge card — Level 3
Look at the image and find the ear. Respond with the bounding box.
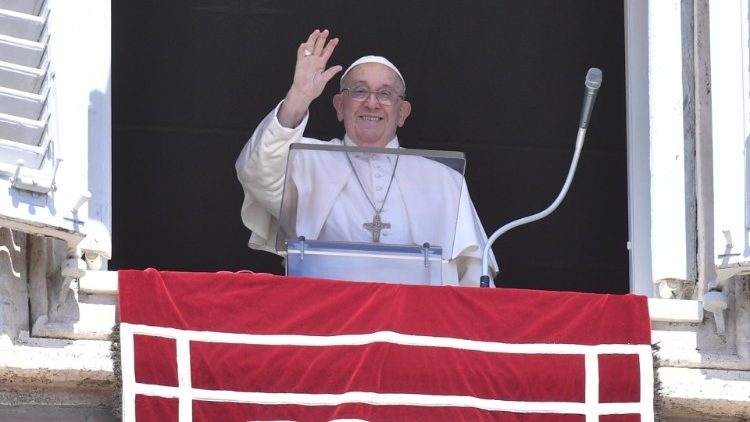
[397,100,412,127]
[333,94,344,122]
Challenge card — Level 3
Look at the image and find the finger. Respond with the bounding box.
[296,43,309,61]
[305,29,320,47]
[321,65,343,84]
[313,29,330,55]
[321,37,339,61]
[302,29,320,55]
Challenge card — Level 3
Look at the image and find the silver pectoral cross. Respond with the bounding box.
[363,213,390,243]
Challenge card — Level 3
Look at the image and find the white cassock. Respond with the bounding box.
[235,102,498,286]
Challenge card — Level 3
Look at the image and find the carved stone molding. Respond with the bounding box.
[28,235,115,340]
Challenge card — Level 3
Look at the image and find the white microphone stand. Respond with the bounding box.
[480,68,602,288]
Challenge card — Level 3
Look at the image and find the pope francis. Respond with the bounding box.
[235,29,497,286]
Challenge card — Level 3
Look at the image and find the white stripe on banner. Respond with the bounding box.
[120,323,654,422]
[123,323,650,355]
[248,419,370,422]
[176,336,192,421]
[584,353,599,422]
[132,385,647,415]
[639,346,656,421]
[120,323,137,422]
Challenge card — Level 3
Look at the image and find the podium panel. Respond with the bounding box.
[286,239,443,285]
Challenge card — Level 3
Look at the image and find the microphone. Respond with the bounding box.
[579,68,603,129]
[479,67,603,288]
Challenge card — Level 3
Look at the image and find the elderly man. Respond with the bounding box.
[236,29,496,286]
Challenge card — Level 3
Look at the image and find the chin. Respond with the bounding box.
[351,136,382,146]
[354,132,394,147]
[356,139,388,148]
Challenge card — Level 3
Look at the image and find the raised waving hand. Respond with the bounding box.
[278,29,342,128]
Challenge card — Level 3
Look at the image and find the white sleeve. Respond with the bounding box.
[454,185,498,286]
[457,255,483,287]
[235,101,309,251]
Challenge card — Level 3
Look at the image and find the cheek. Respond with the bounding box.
[341,103,357,121]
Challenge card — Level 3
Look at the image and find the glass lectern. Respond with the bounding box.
[277,143,466,285]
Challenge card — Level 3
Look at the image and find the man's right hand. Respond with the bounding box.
[278,29,342,128]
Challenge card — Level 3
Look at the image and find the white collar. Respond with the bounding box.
[343,134,400,149]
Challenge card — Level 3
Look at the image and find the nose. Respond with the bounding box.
[364,92,380,107]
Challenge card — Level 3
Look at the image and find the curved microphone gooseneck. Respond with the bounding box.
[479,68,603,288]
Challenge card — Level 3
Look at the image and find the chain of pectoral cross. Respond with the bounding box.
[345,153,399,243]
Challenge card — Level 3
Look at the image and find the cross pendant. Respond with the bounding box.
[363,213,391,243]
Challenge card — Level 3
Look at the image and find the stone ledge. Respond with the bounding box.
[659,366,750,420]
[0,331,113,388]
[0,388,114,411]
[78,270,117,296]
[0,405,115,422]
[31,301,117,341]
[648,298,703,323]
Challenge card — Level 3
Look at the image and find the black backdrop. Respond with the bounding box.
[111,1,629,294]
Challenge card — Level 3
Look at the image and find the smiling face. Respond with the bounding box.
[333,62,411,147]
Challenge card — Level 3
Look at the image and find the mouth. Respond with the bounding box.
[359,115,383,122]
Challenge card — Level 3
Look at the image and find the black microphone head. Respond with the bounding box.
[585,68,603,89]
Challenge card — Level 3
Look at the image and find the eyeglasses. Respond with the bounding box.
[340,86,405,106]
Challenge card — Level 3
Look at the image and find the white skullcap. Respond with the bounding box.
[340,55,406,92]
